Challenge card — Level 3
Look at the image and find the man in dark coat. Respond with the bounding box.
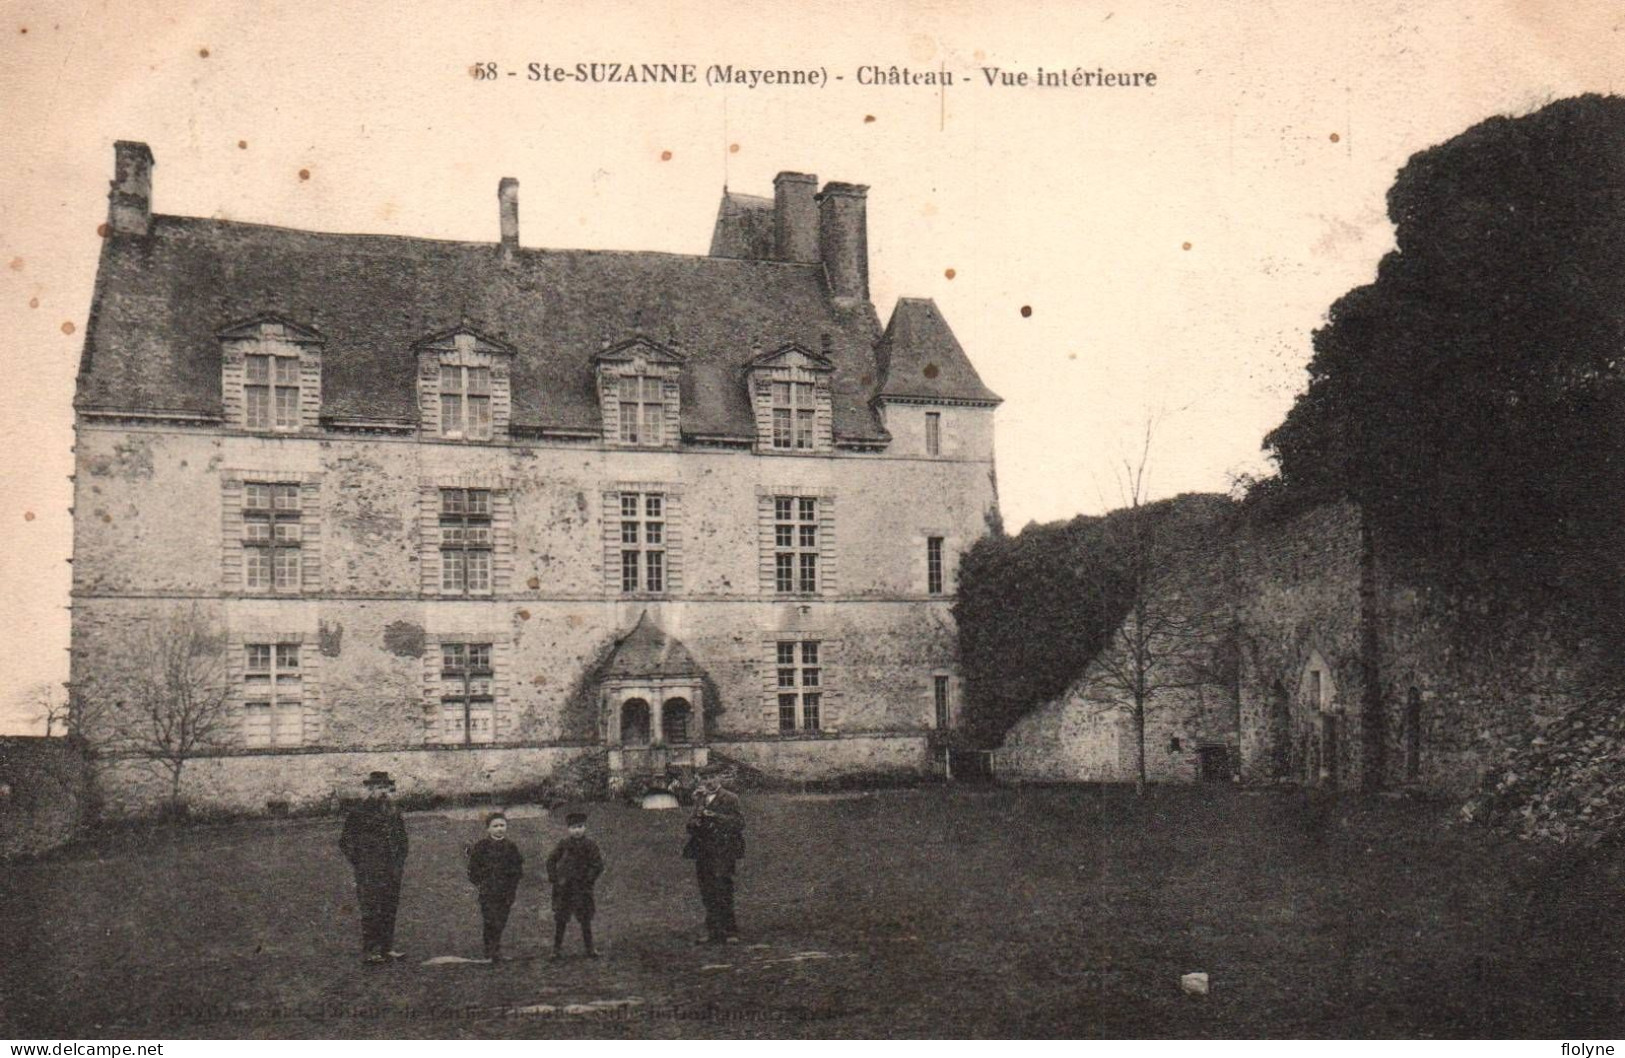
[339,770,409,964]
[545,812,604,958]
[683,770,745,944]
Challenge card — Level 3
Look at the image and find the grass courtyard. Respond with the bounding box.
[2,784,1620,1039]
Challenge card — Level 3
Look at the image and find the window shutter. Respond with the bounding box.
[221,478,244,591]
[818,493,837,595]
[299,479,322,594]
[419,486,441,596]
[491,490,514,592]
[602,490,622,594]
[757,493,776,594]
[664,491,682,593]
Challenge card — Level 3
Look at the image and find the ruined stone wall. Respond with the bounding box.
[71,423,994,811]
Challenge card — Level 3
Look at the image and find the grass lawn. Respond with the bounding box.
[2,784,1620,1039]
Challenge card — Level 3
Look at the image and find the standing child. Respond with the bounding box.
[466,811,524,961]
[545,811,604,959]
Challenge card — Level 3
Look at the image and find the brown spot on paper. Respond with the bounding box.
[1020,305,1032,318]
[1182,242,1193,250]
[97,223,109,238]
[944,268,956,280]
[8,257,22,271]
[923,363,940,379]
[28,297,39,309]
[60,321,75,335]
[238,140,248,149]
[729,143,740,154]
[1330,132,1341,143]
[864,115,876,123]
[298,169,311,181]
[517,609,531,621]
[198,47,209,58]
[24,511,35,522]
[527,575,540,590]
[660,150,673,161]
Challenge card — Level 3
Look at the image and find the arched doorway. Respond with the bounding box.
[662,697,692,744]
[621,698,652,746]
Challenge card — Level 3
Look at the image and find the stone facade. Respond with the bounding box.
[71,144,999,815]
[994,499,1596,798]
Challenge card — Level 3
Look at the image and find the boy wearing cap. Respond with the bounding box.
[466,811,525,961]
[339,770,410,964]
[545,812,604,959]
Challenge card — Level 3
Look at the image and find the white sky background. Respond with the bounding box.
[0,0,1620,731]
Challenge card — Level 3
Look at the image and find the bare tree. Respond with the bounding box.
[17,681,69,737]
[1086,421,1230,794]
[104,606,233,815]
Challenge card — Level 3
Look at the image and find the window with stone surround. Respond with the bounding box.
[439,364,493,440]
[438,642,495,745]
[748,343,835,454]
[759,489,834,596]
[241,483,302,594]
[439,488,492,595]
[415,327,513,442]
[776,640,822,733]
[218,316,323,433]
[927,536,945,595]
[243,642,304,748]
[934,674,951,729]
[925,412,942,456]
[595,338,684,448]
[620,492,666,593]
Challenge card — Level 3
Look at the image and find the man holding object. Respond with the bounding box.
[684,770,745,944]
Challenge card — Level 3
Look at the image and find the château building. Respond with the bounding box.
[70,143,1001,813]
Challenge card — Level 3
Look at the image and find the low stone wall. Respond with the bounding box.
[711,731,930,781]
[96,743,601,818]
[0,737,89,859]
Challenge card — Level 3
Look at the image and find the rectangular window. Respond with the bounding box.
[243,483,301,594]
[775,640,823,732]
[244,353,300,431]
[618,376,666,445]
[925,412,941,456]
[617,491,667,594]
[934,675,951,729]
[772,495,820,594]
[927,536,944,595]
[243,642,302,747]
[440,488,493,595]
[439,364,493,440]
[440,642,495,745]
[771,380,817,449]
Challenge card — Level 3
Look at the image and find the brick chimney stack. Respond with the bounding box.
[498,177,519,256]
[773,171,819,264]
[108,141,154,237]
[817,181,869,304]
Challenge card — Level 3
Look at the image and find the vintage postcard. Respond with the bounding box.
[1,0,1622,1044]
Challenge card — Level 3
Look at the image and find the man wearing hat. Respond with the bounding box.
[339,770,410,964]
[683,770,745,944]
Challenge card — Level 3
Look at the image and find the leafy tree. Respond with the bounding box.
[1265,94,1625,634]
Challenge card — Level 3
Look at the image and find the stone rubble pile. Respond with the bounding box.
[1464,691,1625,844]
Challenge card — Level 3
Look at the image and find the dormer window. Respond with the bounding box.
[619,376,667,445]
[772,381,817,449]
[748,342,834,454]
[440,364,493,440]
[218,315,324,433]
[415,326,514,442]
[595,338,684,448]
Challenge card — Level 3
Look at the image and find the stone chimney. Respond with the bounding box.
[498,177,519,255]
[773,171,819,264]
[817,182,869,304]
[108,141,155,237]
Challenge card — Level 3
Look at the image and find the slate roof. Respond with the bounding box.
[708,190,775,260]
[600,611,701,680]
[875,298,1002,405]
[76,197,999,435]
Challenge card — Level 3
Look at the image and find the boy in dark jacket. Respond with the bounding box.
[466,811,524,961]
[545,811,604,959]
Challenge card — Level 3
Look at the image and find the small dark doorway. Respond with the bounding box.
[662,697,692,744]
[621,698,651,746]
[1197,745,1231,783]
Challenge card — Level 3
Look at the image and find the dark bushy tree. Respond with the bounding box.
[1266,94,1625,632]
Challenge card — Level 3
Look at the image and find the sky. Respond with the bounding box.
[1,0,1621,730]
